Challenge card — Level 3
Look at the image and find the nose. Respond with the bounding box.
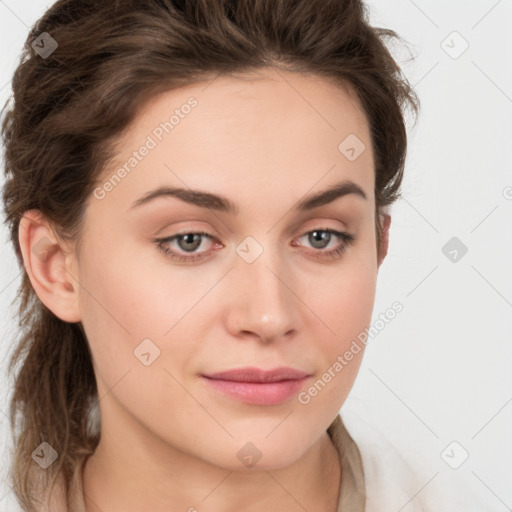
[223,248,302,344]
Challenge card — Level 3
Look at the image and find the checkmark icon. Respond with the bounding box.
[441,441,469,469]
[31,442,58,468]
[236,236,263,263]
[31,32,58,58]
[440,31,469,59]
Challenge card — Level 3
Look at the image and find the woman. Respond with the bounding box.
[2,0,424,510]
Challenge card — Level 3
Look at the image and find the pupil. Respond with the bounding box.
[310,230,329,248]
[181,234,201,251]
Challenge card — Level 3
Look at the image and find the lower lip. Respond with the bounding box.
[202,376,309,405]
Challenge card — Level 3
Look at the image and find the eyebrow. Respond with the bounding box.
[129,179,367,214]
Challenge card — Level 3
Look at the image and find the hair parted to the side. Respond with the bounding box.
[1,0,419,510]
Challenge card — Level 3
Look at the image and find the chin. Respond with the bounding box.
[196,431,314,472]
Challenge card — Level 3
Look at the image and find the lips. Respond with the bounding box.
[201,366,311,405]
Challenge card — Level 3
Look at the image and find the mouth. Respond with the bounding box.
[201,366,312,405]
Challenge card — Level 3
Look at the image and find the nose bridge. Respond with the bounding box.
[225,236,300,341]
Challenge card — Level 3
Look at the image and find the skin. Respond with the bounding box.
[19,67,390,512]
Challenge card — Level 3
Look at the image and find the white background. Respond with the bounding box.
[1,1,511,510]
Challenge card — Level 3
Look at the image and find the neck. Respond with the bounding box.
[81,415,341,512]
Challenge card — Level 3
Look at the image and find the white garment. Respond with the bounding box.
[341,407,492,511]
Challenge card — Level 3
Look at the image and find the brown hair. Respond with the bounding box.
[1,0,419,509]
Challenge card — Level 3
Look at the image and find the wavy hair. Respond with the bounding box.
[1,0,419,509]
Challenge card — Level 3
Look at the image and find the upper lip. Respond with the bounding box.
[202,366,311,383]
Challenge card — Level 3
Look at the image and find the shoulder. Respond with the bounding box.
[344,409,424,509]
[340,408,486,512]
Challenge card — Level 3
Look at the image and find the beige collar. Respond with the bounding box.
[327,413,366,511]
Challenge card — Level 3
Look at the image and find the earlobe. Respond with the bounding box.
[377,213,391,267]
[18,209,82,323]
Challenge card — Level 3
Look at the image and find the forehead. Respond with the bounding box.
[95,68,374,216]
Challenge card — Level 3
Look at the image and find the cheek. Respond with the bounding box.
[315,254,377,346]
[306,253,377,402]
[77,238,212,384]
[76,241,164,375]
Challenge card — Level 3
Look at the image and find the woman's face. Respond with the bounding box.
[70,68,383,469]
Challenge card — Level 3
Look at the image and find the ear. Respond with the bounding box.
[18,209,82,323]
[377,213,391,268]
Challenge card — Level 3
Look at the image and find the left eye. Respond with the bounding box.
[155,230,217,263]
[293,228,355,261]
[154,228,355,263]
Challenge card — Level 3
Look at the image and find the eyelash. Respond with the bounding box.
[153,228,355,263]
